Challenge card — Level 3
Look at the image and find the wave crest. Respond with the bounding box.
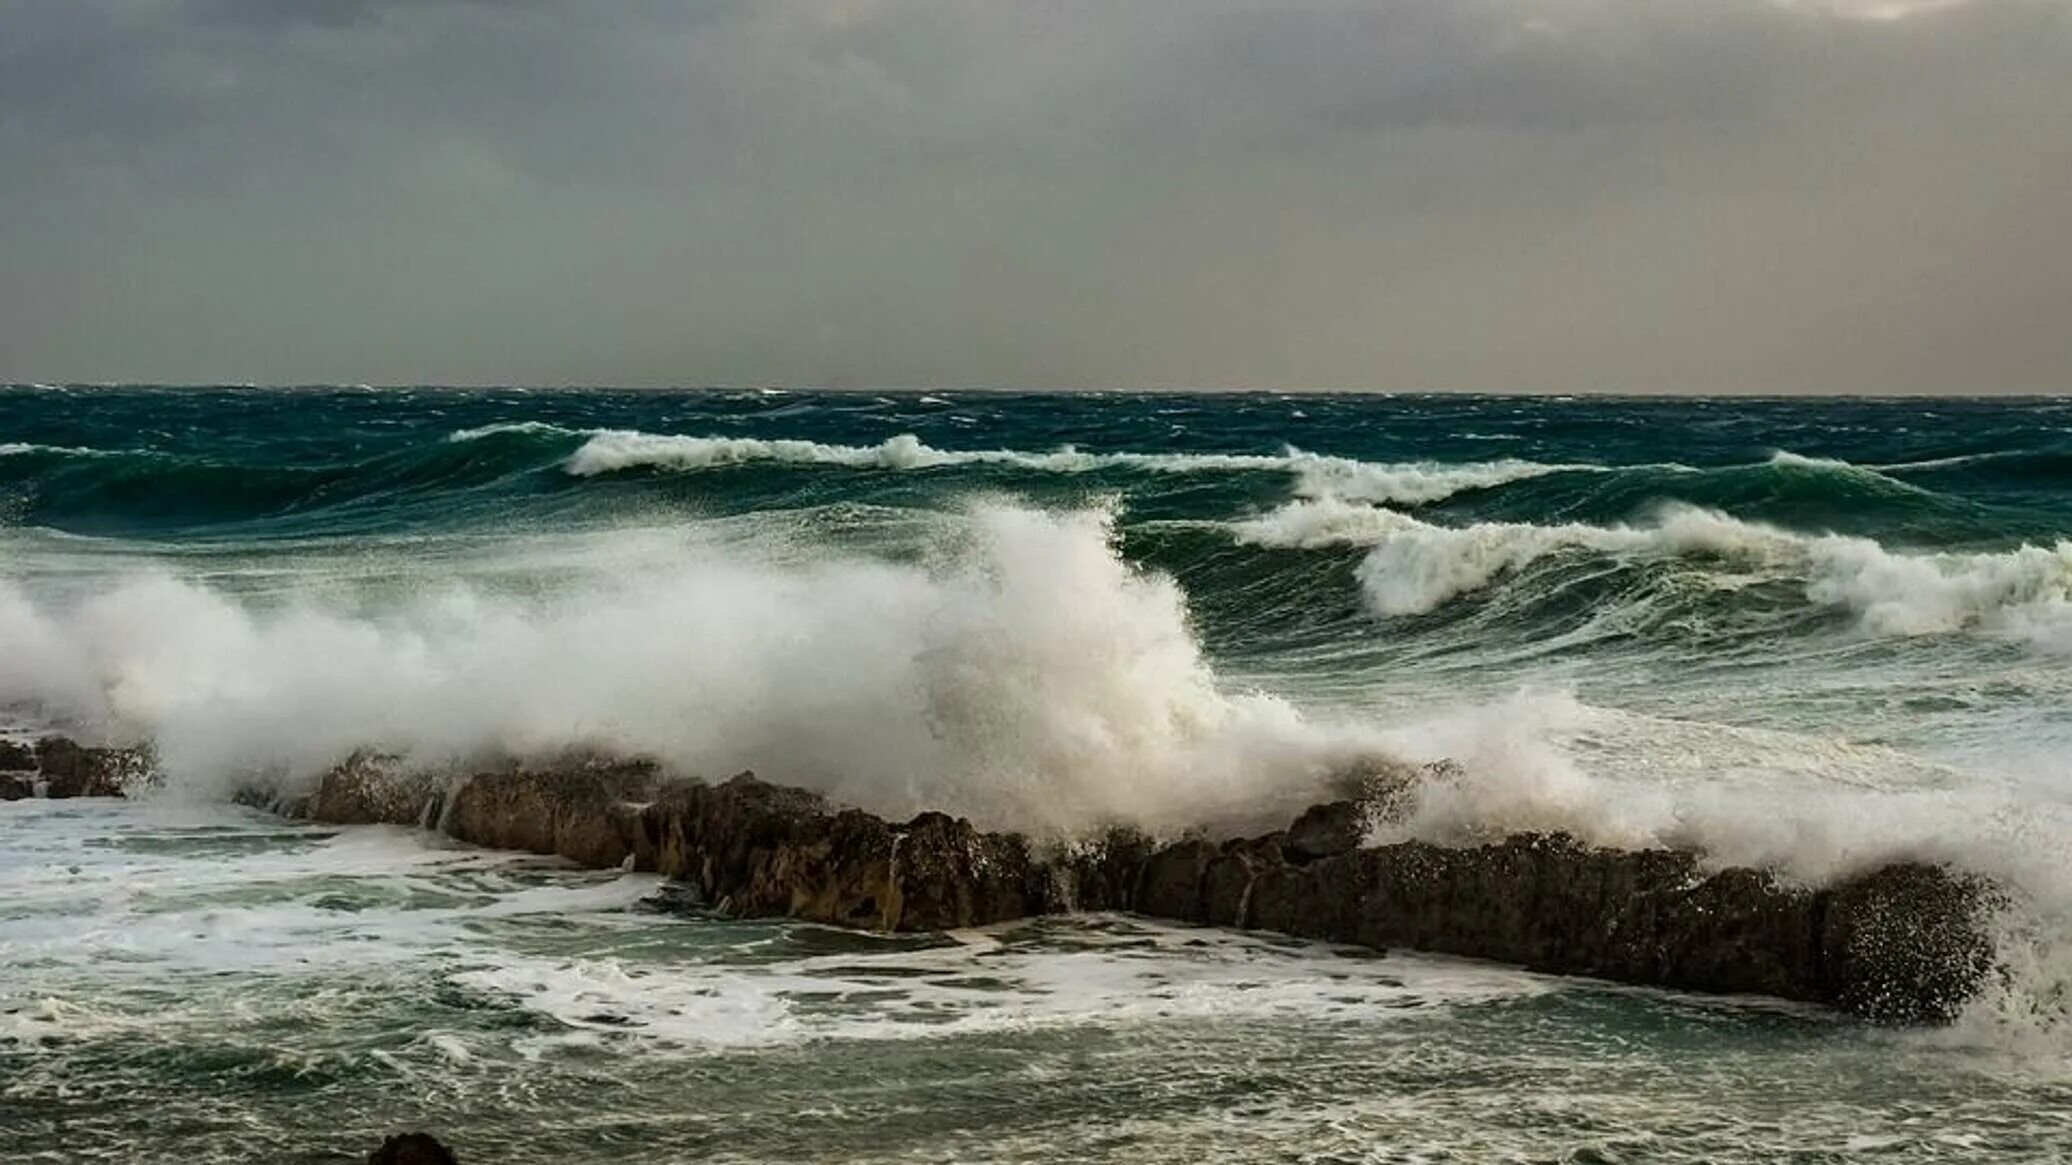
[1238,497,2072,640]
[527,426,1569,506]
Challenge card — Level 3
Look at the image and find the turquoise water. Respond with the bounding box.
[4,387,2072,1159]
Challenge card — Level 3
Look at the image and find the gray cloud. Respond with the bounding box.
[2,0,2067,391]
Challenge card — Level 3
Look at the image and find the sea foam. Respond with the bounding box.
[0,504,1384,835]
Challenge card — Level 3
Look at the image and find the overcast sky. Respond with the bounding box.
[3,1,2068,392]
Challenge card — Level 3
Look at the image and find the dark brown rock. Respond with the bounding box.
[1,773,34,800]
[1286,799,1363,861]
[1059,826,1156,913]
[306,752,441,825]
[280,751,1999,1022]
[368,1132,457,1165]
[34,736,144,798]
[1824,862,1997,1024]
[0,739,35,772]
[892,811,1049,930]
[442,758,661,868]
[1135,838,1216,924]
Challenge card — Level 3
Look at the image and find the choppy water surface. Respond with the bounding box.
[5,387,2072,1158]
[4,801,2069,1164]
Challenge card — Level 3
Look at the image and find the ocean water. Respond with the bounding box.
[3,386,2071,1161]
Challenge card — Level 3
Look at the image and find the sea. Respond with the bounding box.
[2,386,2070,1162]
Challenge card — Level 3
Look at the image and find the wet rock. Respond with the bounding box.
[1065,826,1157,913]
[368,1132,457,1165]
[888,811,1039,929]
[34,736,148,798]
[305,751,440,826]
[442,757,661,868]
[1285,800,1363,861]
[1824,862,1998,1024]
[0,739,35,772]
[633,880,707,915]
[282,751,1999,1022]
[1135,838,1216,924]
[633,776,1051,930]
[0,773,33,800]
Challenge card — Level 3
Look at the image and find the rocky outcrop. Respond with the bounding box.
[8,730,1992,1022]
[274,751,1999,1023]
[0,736,152,799]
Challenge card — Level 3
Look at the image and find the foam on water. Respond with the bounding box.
[6,796,2070,1165]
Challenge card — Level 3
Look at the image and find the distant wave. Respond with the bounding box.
[445,421,573,442]
[0,442,108,458]
[1764,450,1926,491]
[1237,496,2072,643]
[448,424,1581,506]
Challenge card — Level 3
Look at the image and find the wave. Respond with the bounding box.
[1766,449,1929,493]
[445,421,570,442]
[0,504,1391,836]
[501,425,1576,505]
[0,442,110,458]
[1237,497,2072,642]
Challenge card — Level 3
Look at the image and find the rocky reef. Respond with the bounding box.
[246,749,1999,1024]
[0,736,153,800]
[3,735,1994,1022]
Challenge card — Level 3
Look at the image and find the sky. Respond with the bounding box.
[2,0,2068,393]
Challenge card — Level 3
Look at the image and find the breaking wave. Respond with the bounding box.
[0,504,1390,836]
[1236,496,2072,643]
[541,427,1573,506]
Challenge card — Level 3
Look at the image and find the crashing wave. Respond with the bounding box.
[0,504,1389,835]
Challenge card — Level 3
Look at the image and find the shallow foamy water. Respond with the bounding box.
[4,799,2070,1164]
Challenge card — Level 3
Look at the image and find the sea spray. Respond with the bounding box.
[0,504,1387,834]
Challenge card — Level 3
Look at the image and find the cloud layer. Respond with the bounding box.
[3,0,2067,390]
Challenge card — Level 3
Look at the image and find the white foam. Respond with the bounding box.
[451,423,1575,507]
[449,918,1554,1052]
[0,504,1389,835]
[445,421,571,442]
[0,442,103,457]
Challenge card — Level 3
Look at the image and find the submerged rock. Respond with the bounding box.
[280,750,1998,1023]
[368,1132,457,1165]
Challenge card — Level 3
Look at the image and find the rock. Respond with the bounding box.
[368,1132,457,1164]
[1823,862,1997,1024]
[34,736,147,798]
[1063,826,1156,913]
[1285,800,1363,861]
[0,739,35,772]
[305,751,442,826]
[280,750,2001,1022]
[891,811,1049,930]
[442,758,661,868]
[1,773,34,800]
[1134,838,1215,924]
